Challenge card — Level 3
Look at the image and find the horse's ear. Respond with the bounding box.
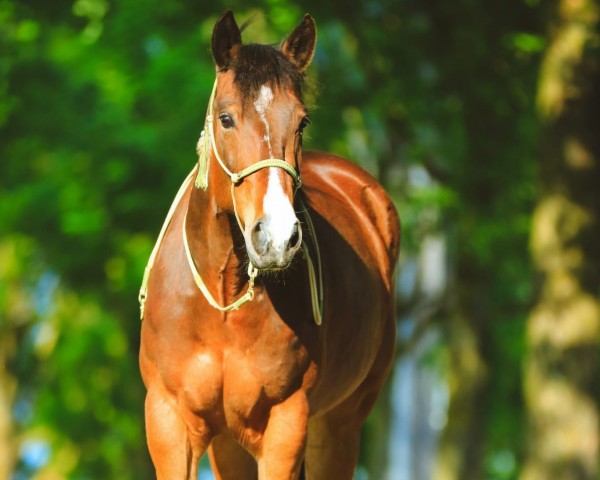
[212,10,242,70]
[280,14,316,73]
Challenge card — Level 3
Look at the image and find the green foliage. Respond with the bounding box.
[0,1,226,477]
[1,0,544,478]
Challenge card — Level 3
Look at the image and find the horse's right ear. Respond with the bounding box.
[280,14,317,73]
[212,10,242,70]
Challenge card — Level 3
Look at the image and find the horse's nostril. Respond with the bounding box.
[251,221,269,255]
[287,222,302,251]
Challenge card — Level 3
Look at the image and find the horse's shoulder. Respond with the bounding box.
[302,151,400,284]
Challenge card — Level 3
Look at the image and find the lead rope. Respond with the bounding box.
[182,211,259,312]
[299,198,323,325]
[138,168,195,319]
[137,166,260,318]
[138,167,323,323]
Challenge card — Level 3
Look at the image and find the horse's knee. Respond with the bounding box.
[257,392,309,480]
[145,387,208,480]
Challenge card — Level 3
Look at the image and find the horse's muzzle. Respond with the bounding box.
[247,218,302,270]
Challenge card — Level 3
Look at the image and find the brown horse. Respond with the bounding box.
[139,11,400,480]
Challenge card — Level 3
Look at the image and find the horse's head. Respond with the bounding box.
[201,11,316,271]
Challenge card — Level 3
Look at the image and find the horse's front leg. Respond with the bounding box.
[145,385,210,480]
[257,391,309,480]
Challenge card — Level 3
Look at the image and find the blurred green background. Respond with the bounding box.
[2,0,600,479]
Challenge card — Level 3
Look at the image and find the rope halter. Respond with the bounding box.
[139,77,322,324]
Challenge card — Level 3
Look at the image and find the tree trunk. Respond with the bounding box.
[433,300,489,480]
[0,332,16,480]
[522,1,600,478]
[0,239,21,480]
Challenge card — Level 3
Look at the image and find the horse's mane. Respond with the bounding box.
[229,44,305,100]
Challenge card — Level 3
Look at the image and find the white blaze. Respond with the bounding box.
[263,168,297,250]
[254,85,297,249]
[254,85,274,158]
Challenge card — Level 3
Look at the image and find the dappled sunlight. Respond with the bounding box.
[529,291,600,349]
[530,194,590,270]
[564,136,596,170]
[523,367,599,479]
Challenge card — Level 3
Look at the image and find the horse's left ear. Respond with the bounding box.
[280,14,317,73]
[212,10,242,70]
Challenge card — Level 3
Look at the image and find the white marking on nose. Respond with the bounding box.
[254,85,274,158]
[263,167,297,250]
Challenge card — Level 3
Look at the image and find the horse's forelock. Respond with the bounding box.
[230,44,305,101]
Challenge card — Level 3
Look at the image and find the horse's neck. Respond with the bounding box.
[184,188,246,305]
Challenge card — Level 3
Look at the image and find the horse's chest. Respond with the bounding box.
[181,321,310,428]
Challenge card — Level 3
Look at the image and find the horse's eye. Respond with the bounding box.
[219,114,234,129]
[298,116,311,133]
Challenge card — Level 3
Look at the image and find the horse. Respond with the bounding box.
[139,11,400,480]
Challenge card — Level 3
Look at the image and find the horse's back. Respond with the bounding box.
[302,151,400,291]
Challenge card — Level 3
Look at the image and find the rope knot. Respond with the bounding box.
[231,173,243,185]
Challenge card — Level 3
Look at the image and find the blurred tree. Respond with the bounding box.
[523,0,600,478]
[0,238,26,479]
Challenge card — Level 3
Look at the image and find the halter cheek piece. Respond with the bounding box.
[139,79,323,325]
